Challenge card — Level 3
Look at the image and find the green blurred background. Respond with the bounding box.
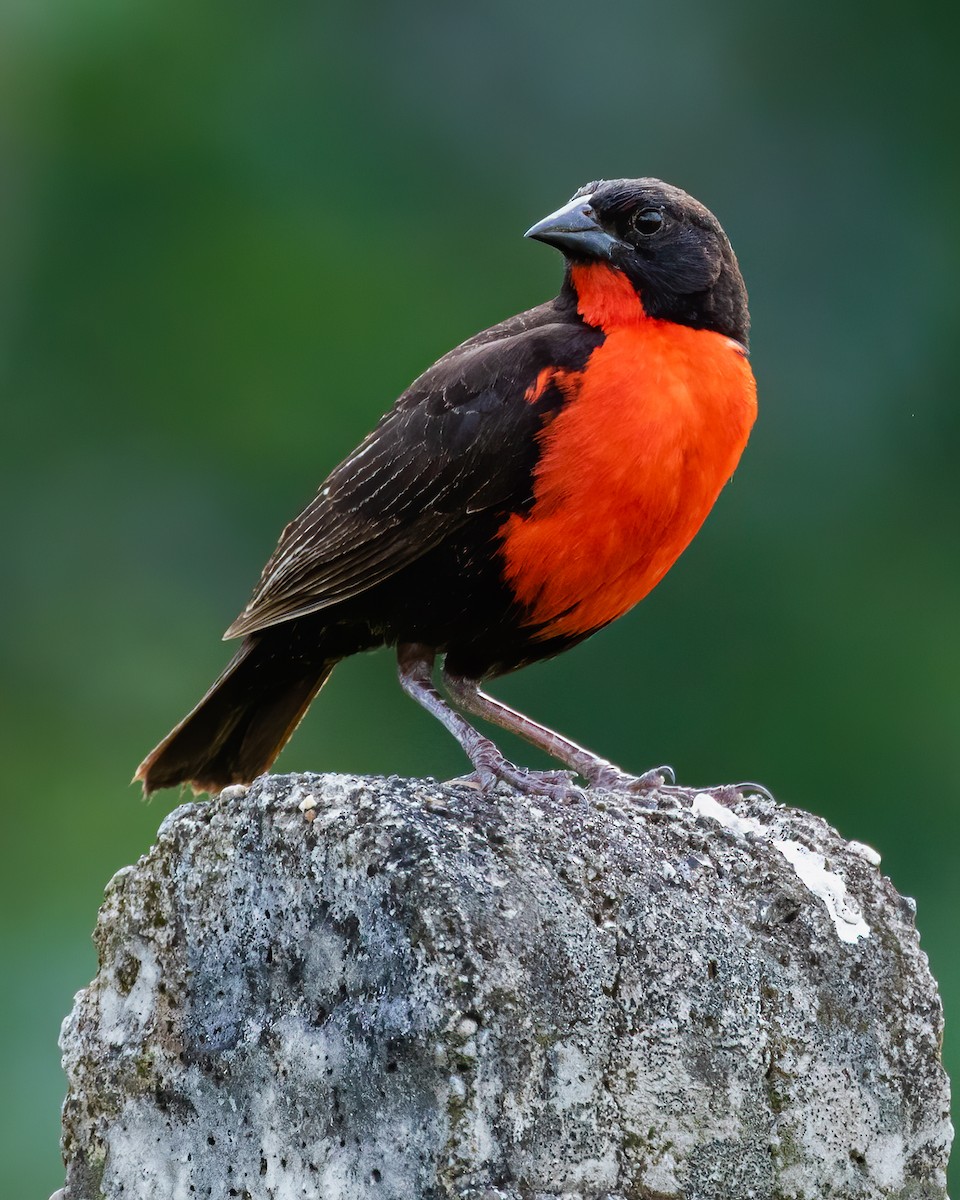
[2,0,956,1192]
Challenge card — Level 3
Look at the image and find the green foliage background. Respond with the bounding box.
[2,1,956,1192]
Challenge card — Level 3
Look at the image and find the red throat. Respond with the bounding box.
[569,263,647,328]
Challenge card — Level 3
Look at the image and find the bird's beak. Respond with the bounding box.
[524,195,619,260]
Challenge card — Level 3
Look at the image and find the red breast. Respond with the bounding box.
[499,263,757,639]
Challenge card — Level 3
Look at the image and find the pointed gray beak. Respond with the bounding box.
[524,195,619,260]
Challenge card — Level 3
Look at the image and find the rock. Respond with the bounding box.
[58,773,952,1199]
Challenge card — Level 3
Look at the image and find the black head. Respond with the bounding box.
[526,178,749,347]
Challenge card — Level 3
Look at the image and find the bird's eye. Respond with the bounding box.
[631,208,664,236]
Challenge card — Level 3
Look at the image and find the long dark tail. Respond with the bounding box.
[135,632,339,797]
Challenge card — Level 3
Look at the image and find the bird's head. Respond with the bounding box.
[526,178,749,347]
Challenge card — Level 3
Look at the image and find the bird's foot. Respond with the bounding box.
[584,765,773,807]
[448,758,773,808]
[585,762,676,804]
[633,777,775,806]
[487,761,580,802]
[449,743,582,802]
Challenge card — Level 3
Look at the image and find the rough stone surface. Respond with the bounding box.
[59,773,951,1199]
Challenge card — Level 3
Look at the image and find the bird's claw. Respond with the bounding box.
[728,779,775,801]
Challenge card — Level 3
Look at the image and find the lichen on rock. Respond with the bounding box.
[58,773,952,1199]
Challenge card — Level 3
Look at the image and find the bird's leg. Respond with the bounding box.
[441,667,673,797]
[397,644,578,800]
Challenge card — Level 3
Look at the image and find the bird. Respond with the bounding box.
[136,177,757,800]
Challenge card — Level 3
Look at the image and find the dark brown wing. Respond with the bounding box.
[224,298,601,639]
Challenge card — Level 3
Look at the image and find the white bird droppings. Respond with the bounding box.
[692,793,871,944]
[849,840,882,866]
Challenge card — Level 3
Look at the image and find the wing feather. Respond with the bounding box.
[224,302,601,638]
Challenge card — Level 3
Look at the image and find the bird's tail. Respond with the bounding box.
[135,632,339,797]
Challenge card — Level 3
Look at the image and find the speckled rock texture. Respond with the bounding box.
[58,773,951,1200]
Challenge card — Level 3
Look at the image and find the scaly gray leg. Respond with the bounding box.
[441,665,673,796]
[397,643,581,800]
